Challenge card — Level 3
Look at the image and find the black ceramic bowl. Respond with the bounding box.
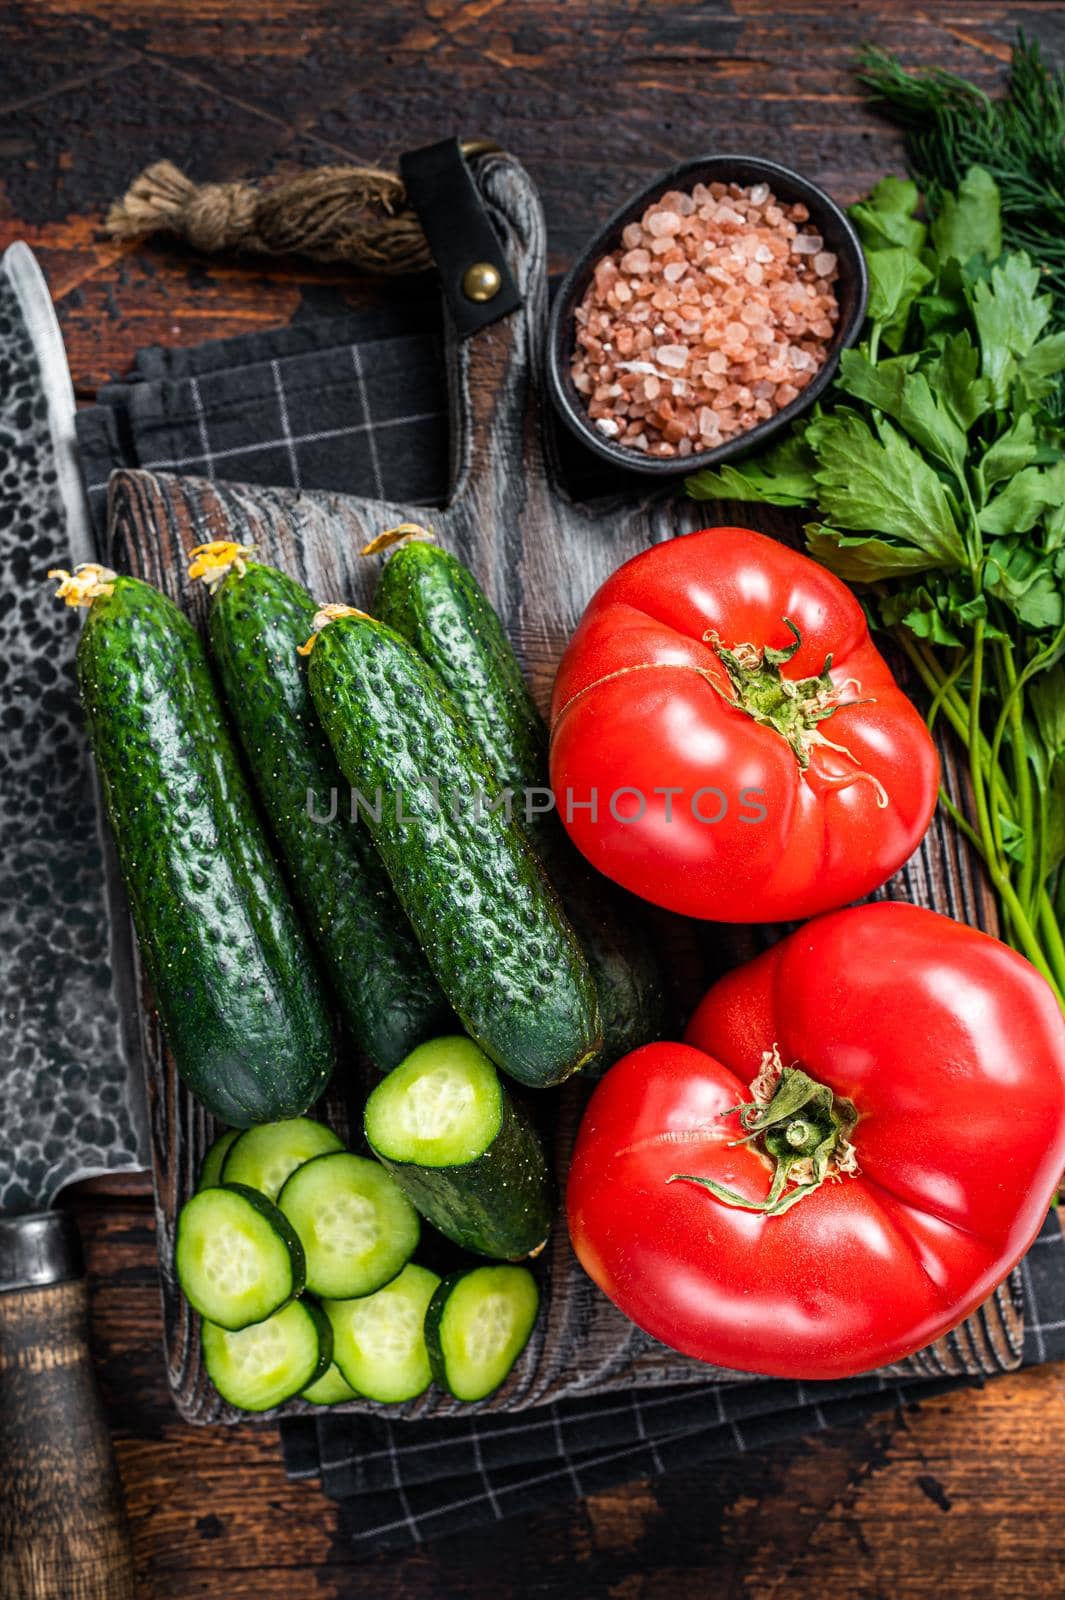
[546,155,868,478]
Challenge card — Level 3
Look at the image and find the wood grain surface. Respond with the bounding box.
[5,1,1065,1594]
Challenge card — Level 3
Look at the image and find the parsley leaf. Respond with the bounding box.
[805,523,949,585]
[807,409,966,567]
[865,248,934,350]
[929,164,1002,264]
[978,461,1065,534]
[970,253,1053,405]
[979,411,1038,489]
[849,175,927,254]
[685,433,818,507]
[921,331,990,429]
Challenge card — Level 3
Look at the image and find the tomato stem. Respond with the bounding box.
[668,1060,859,1219]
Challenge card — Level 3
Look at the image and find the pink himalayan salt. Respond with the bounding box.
[571,178,839,457]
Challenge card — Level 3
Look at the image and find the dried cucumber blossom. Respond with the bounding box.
[187,541,257,592]
[49,564,117,607]
[297,604,372,657]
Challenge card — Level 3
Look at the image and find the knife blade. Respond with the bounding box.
[0,242,141,1599]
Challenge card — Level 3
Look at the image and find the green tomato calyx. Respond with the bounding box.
[706,618,889,807]
[668,1044,859,1219]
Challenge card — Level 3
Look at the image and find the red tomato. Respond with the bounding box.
[566,903,1065,1379]
[549,525,939,921]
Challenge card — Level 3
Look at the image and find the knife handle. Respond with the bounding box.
[0,1212,136,1600]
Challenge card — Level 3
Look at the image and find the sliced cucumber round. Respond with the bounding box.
[197,1128,239,1191]
[425,1265,540,1401]
[221,1117,344,1201]
[203,1299,331,1411]
[301,1361,358,1407]
[277,1152,419,1300]
[324,1262,440,1403]
[365,1035,502,1165]
[176,1184,305,1330]
[364,1037,553,1259]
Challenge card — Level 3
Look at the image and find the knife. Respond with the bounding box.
[0,244,146,1599]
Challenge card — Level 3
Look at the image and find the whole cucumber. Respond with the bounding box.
[202,556,452,1072]
[68,569,334,1125]
[307,610,601,1087]
[373,536,665,1070]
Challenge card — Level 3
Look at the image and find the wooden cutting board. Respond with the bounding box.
[105,151,1024,1424]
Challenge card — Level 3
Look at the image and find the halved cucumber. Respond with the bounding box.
[364,1036,553,1260]
[221,1117,344,1201]
[175,1184,305,1330]
[301,1361,358,1407]
[277,1152,419,1300]
[203,1299,331,1411]
[197,1128,239,1191]
[425,1265,540,1401]
[324,1262,440,1403]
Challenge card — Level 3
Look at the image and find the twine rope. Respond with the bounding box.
[106,159,434,275]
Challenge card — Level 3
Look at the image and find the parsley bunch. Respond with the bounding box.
[687,168,1065,1007]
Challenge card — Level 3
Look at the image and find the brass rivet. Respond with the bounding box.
[463,262,502,303]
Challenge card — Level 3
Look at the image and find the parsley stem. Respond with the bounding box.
[896,633,1011,817]
[987,619,1065,919]
[938,788,1064,1003]
[1038,893,1065,999]
[986,643,1012,869]
[999,644,1035,912]
[897,635,970,744]
[900,625,1065,1005]
[967,622,999,895]
[924,648,971,735]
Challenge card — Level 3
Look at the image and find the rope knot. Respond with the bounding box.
[106,159,434,275]
[182,182,259,252]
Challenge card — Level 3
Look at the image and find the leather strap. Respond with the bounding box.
[400,138,522,338]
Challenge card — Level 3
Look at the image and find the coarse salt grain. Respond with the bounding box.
[570,178,840,458]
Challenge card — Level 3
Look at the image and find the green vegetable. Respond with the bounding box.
[687,165,1065,1008]
[277,1151,420,1300]
[203,1300,331,1411]
[220,1116,344,1201]
[323,1262,441,1403]
[306,609,601,1087]
[175,1184,305,1330]
[197,1129,239,1191]
[56,568,335,1125]
[364,1035,553,1259]
[424,1264,540,1401]
[197,551,452,1073]
[371,530,664,1071]
[301,1361,357,1406]
[858,34,1065,378]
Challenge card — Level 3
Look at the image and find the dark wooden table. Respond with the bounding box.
[5,3,1065,1595]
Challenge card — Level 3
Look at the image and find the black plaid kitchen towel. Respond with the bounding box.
[289,1215,1065,1553]
[76,310,1065,1556]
